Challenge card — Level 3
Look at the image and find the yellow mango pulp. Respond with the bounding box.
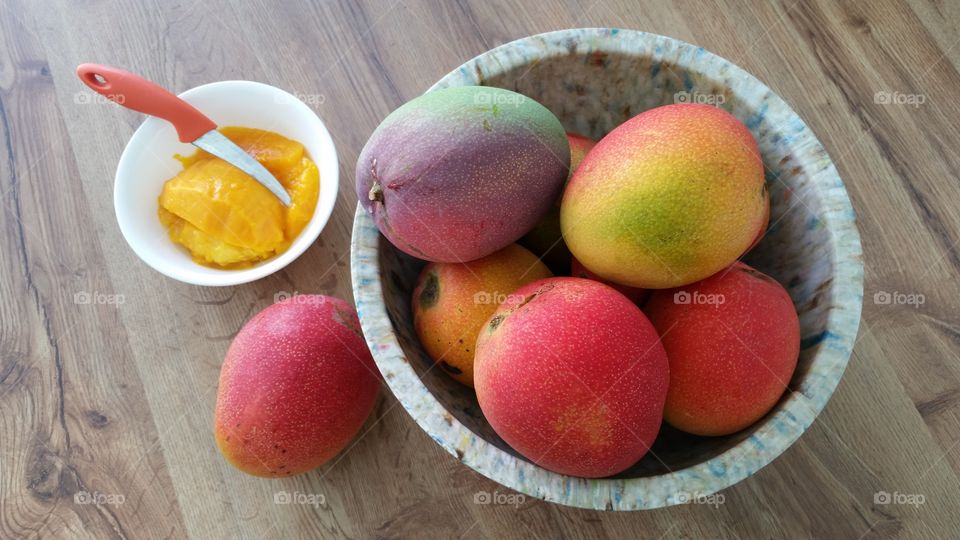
[158,127,320,268]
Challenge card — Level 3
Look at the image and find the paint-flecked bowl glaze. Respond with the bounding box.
[350,28,863,510]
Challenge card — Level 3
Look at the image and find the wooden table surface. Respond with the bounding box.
[3,0,960,538]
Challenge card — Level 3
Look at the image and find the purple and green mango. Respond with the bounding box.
[356,86,569,262]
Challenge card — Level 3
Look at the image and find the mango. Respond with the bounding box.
[644,263,799,436]
[561,104,769,289]
[519,132,595,274]
[474,277,669,477]
[356,86,569,262]
[412,244,551,386]
[214,296,380,477]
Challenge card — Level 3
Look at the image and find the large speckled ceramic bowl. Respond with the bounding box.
[350,28,863,510]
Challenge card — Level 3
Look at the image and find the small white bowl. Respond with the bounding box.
[114,80,339,286]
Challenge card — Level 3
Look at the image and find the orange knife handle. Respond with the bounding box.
[76,63,216,142]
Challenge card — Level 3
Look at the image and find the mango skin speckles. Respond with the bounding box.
[356,86,569,263]
[474,277,669,478]
[213,296,380,477]
[561,104,769,289]
[644,263,800,437]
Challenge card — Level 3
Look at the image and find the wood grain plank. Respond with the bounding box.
[0,2,187,538]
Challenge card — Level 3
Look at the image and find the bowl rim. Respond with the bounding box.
[113,79,339,287]
[350,28,864,510]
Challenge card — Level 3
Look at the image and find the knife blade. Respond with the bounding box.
[192,130,292,206]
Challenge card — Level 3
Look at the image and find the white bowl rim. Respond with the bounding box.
[350,28,864,510]
[114,79,339,287]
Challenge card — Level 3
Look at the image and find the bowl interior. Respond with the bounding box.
[114,80,339,286]
[374,33,847,478]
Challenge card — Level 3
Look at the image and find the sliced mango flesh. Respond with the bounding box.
[283,157,321,240]
[159,127,320,269]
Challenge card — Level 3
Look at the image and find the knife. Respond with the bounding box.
[76,63,291,206]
